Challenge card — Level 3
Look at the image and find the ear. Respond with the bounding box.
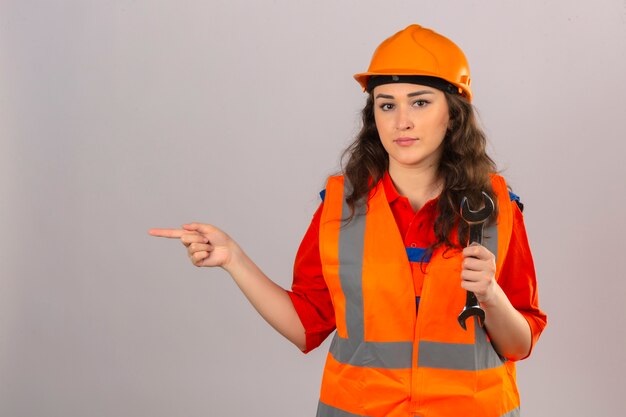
[446,118,455,133]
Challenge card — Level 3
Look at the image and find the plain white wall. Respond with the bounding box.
[1,1,625,416]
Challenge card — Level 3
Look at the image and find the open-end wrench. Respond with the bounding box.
[457,191,495,330]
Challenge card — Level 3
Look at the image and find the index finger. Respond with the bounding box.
[463,243,493,259]
[148,228,185,238]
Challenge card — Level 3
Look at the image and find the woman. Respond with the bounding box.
[150,24,546,417]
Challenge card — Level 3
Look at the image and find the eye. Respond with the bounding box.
[413,99,430,107]
[379,103,394,111]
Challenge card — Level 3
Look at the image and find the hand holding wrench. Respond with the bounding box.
[457,191,494,330]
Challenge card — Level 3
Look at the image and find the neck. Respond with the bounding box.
[388,163,442,212]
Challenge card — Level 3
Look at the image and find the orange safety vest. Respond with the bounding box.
[317,174,519,417]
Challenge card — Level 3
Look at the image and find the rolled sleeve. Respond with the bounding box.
[286,203,336,353]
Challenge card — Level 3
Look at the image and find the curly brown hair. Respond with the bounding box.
[341,91,498,252]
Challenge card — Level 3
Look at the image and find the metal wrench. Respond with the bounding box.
[457,191,495,330]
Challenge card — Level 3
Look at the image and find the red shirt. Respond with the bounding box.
[287,174,547,355]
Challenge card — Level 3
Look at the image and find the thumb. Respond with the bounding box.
[183,223,216,235]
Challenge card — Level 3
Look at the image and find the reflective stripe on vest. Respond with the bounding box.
[318,402,366,417]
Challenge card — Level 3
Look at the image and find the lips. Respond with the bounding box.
[394,137,418,146]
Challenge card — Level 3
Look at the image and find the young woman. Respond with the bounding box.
[150,24,546,417]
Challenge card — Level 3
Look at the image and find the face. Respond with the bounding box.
[373,83,450,172]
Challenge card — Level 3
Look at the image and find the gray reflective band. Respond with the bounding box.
[484,221,498,263]
[338,182,367,341]
[330,334,413,369]
[317,402,367,417]
[501,407,520,417]
[418,318,505,371]
[474,314,508,369]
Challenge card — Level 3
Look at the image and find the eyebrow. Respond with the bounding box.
[374,90,435,99]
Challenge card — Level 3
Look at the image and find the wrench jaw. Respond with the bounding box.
[460,192,495,223]
[457,289,485,330]
[457,305,485,330]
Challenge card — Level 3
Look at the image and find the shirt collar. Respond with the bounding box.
[382,171,402,204]
[381,171,441,208]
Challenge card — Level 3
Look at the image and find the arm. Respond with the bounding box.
[149,223,306,351]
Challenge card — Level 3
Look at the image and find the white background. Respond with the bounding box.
[1,1,625,416]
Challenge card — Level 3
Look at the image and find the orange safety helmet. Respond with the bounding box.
[354,24,473,101]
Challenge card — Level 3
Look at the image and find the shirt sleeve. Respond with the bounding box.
[497,202,548,360]
[286,202,336,353]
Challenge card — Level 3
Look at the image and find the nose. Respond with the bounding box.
[395,107,413,130]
